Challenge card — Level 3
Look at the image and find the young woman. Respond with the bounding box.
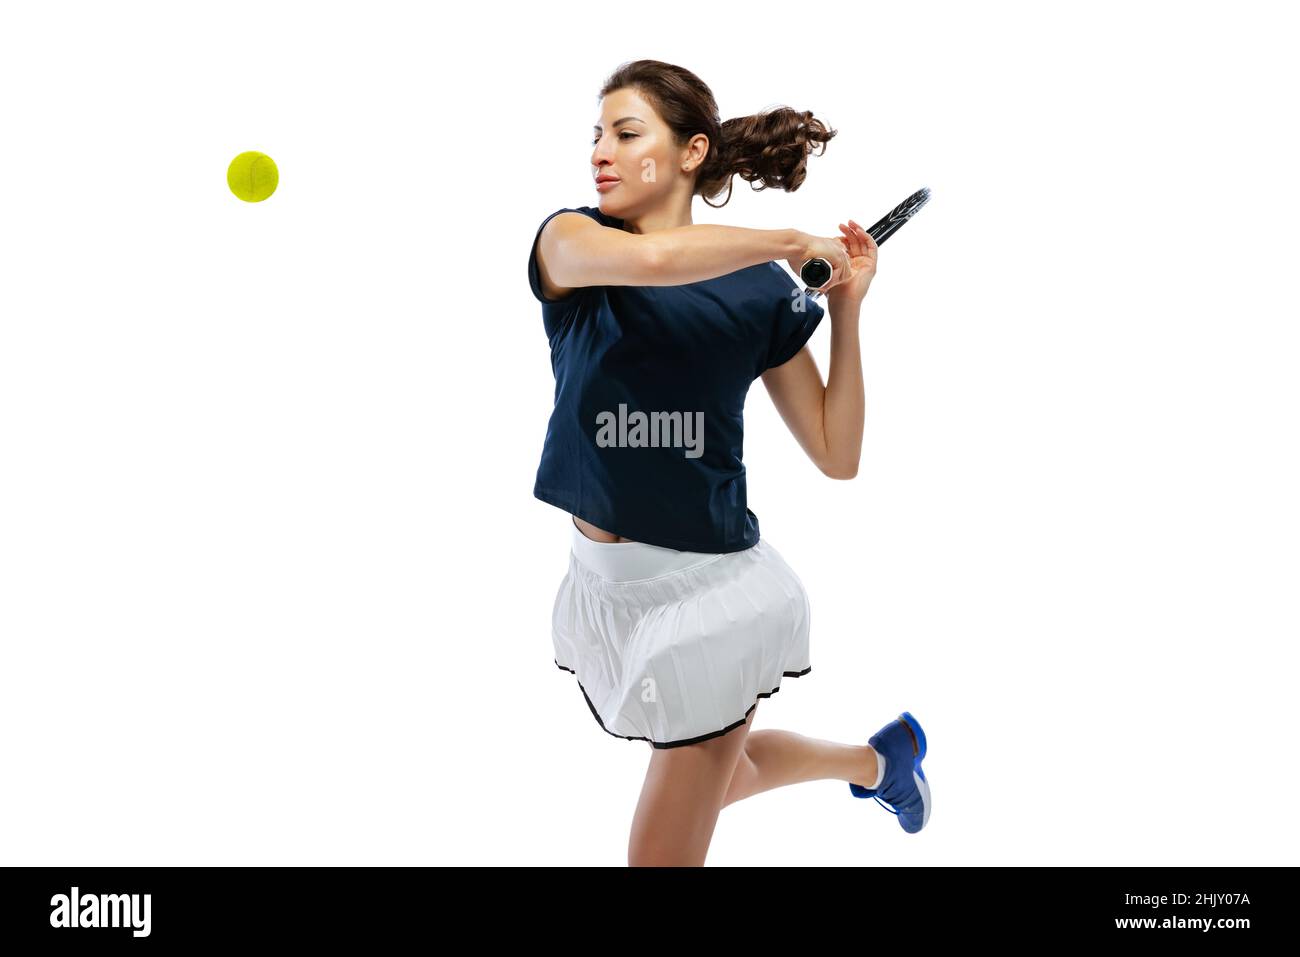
[528,59,931,866]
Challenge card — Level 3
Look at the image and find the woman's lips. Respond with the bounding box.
[595,179,620,192]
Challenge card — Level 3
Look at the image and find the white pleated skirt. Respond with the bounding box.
[552,518,812,749]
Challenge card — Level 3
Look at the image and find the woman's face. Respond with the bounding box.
[591,87,703,220]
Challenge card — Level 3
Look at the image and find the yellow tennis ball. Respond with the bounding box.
[227,151,278,202]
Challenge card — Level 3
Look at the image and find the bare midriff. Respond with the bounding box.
[573,515,636,544]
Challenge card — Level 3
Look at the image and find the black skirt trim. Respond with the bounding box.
[553,659,812,749]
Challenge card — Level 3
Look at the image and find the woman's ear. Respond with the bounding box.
[683,133,709,173]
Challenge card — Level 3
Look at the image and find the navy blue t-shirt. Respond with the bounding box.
[528,205,825,553]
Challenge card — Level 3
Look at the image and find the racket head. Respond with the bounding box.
[866,186,931,245]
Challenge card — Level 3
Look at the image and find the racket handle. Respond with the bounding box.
[799,257,833,300]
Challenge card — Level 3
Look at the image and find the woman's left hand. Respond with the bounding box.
[826,219,878,307]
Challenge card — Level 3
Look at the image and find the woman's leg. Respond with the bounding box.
[722,720,879,807]
[627,709,755,867]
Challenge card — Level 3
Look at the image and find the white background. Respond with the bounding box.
[1,0,1296,866]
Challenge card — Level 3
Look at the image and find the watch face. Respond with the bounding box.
[801,258,832,288]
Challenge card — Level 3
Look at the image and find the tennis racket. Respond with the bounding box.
[800,186,931,299]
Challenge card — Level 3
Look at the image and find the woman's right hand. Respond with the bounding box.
[787,233,853,294]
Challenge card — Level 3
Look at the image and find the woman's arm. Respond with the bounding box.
[760,219,877,479]
[534,212,850,297]
[761,296,864,479]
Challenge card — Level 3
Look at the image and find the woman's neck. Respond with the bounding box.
[619,197,694,234]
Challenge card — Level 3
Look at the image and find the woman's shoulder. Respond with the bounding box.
[540,205,623,227]
[573,205,624,229]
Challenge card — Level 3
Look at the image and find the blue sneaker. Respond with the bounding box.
[848,711,930,833]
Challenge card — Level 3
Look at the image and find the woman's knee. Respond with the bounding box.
[722,749,756,807]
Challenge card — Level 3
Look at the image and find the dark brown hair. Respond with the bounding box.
[599,59,836,208]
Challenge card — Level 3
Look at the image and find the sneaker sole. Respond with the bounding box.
[897,711,930,831]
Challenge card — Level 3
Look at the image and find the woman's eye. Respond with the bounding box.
[590,132,638,144]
